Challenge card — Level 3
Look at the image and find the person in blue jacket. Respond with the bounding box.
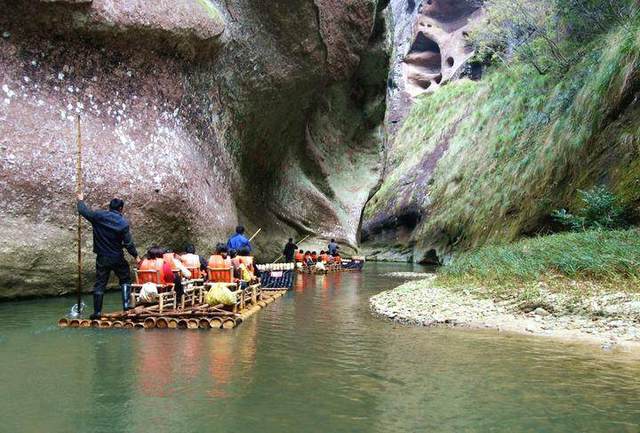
[77,193,140,319]
[227,225,252,253]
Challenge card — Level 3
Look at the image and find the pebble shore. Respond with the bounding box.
[371,275,640,353]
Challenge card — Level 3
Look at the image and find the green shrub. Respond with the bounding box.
[552,186,627,231]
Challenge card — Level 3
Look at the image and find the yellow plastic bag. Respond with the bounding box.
[204,283,237,306]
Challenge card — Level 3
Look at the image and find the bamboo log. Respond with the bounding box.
[90,320,101,328]
[198,318,211,329]
[58,318,69,328]
[112,321,124,328]
[209,318,223,328]
[99,320,112,328]
[222,318,237,329]
[134,322,144,329]
[143,317,157,329]
[167,318,178,329]
[80,320,92,328]
[124,321,135,329]
[156,317,169,329]
[239,305,261,321]
[177,319,189,329]
[257,301,267,308]
[187,319,199,329]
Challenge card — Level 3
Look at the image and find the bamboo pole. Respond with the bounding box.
[187,319,199,329]
[124,321,135,329]
[248,228,262,242]
[58,318,69,328]
[198,318,211,329]
[209,318,223,328]
[112,321,124,328]
[177,319,189,329]
[134,322,144,329]
[167,318,178,329]
[90,320,101,328]
[76,115,83,314]
[80,320,91,328]
[99,321,112,328]
[273,233,311,263]
[156,317,169,329]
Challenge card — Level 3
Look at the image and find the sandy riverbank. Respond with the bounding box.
[371,276,640,354]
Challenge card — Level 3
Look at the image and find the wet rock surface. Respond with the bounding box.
[0,0,388,298]
[371,278,640,351]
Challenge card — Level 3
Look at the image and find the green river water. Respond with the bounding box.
[1,262,640,433]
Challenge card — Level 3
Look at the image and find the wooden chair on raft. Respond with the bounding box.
[131,269,177,313]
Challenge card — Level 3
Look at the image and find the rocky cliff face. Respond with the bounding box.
[0,0,388,298]
[362,9,640,264]
[361,0,482,262]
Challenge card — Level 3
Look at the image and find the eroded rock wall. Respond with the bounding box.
[361,0,482,262]
[0,0,388,298]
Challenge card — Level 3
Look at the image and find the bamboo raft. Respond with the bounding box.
[295,257,365,275]
[255,263,295,291]
[58,285,287,330]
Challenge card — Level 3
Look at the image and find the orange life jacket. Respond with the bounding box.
[208,255,227,269]
[320,254,329,263]
[334,255,342,264]
[295,252,304,262]
[311,253,318,262]
[138,258,173,284]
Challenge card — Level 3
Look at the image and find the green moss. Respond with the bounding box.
[367,20,640,251]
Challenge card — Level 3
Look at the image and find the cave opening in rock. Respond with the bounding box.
[420,249,440,265]
[403,32,443,93]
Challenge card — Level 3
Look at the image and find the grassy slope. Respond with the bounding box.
[365,21,640,255]
[438,229,640,295]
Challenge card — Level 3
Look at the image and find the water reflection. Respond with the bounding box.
[0,263,639,433]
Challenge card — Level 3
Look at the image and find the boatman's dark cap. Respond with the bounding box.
[109,198,124,211]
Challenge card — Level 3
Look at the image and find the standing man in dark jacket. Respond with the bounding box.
[283,238,297,263]
[77,193,140,319]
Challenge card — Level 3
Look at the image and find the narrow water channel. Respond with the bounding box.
[1,262,639,433]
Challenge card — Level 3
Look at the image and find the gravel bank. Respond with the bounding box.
[384,272,435,280]
[371,276,640,353]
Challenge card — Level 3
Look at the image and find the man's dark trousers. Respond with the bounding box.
[94,255,131,295]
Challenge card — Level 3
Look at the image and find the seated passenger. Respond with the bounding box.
[180,244,207,279]
[319,250,329,263]
[208,243,230,269]
[310,251,318,263]
[294,249,304,263]
[163,249,191,279]
[138,246,176,287]
[238,247,255,275]
[229,249,242,279]
[304,251,312,266]
[333,253,342,266]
